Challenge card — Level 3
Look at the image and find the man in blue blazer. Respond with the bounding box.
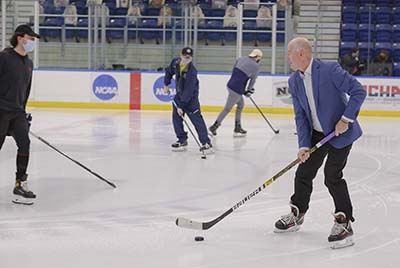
[274,37,366,249]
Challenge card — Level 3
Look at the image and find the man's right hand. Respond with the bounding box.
[177,108,184,117]
[163,85,170,95]
[298,148,310,163]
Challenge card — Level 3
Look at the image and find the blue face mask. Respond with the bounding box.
[23,39,36,53]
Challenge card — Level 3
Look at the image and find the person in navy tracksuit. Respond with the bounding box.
[163,47,213,153]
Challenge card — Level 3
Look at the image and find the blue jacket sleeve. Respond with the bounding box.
[330,63,366,121]
[164,58,176,86]
[289,77,312,149]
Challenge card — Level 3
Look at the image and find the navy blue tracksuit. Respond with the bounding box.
[164,57,210,145]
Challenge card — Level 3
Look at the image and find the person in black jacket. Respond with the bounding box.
[340,48,364,76]
[163,47,213,153]
[0,24,40,205]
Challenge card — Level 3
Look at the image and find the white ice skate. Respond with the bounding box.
[328,212,355,249]
[274,204,305,233]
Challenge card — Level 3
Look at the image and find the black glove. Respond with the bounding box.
[244,88,255,97]
[26,113,32,127]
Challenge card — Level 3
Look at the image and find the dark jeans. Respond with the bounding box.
[0,111,30,181]
[290,130,355,222]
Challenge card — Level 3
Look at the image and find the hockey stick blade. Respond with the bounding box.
[176,209,230,230]
[175,132,335,231]
[175,217,203,230]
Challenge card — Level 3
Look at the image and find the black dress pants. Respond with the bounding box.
[290,130,355,222]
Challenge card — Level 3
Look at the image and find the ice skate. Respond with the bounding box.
[274,204,305,233]
[12,180,36,205]
[328,212,354,249]
[233,122,247,137]
[208,122,219,136]
[171,140,188,152]
[199,143,214,155]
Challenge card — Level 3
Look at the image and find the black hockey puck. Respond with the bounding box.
[194,236,204,241]
[201,155,206,159]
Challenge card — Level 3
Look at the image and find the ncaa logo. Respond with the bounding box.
[153,76,176,102]
[93,74,118,101]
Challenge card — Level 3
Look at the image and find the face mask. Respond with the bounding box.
[23,39,36,53]
[180,56,192,65]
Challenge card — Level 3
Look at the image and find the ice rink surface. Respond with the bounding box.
[0,108,399,268]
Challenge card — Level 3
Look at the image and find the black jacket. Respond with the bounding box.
[0,47,33,112]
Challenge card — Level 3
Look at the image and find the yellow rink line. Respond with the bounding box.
[140,104,400,117]
[27,101,400,117]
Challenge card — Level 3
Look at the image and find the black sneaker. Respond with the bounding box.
[13,180,36,205]
[234,122,247,137]
[274,204,305,233]
[328,212,354,249]
[171,140,188,151]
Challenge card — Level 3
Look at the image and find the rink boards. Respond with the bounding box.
[28,69,400,116]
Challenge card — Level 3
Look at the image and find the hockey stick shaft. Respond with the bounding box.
[29,131,117,189]
[176,131,335,230]
[249,96,279,134]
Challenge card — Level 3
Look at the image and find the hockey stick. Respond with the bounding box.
[249,96,279,134]
[176,131,335,230]
[171,100,208,159]
[29,131,117,189]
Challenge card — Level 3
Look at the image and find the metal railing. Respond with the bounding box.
[2,2,289,73]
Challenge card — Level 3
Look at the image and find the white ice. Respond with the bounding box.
[0,109,399,268]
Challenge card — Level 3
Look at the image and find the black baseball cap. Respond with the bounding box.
[14,24,41,38]
[181,47,193,57]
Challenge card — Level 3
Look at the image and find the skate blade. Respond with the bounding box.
[233,133,246,138]
[12,197,34,205]
[274,225,301,233]
[208,131,216,137]
[330,237,354,249]
[172,147,188,152]
[201,148,215,155]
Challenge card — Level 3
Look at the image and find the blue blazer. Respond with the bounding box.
[288,59,367,149]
